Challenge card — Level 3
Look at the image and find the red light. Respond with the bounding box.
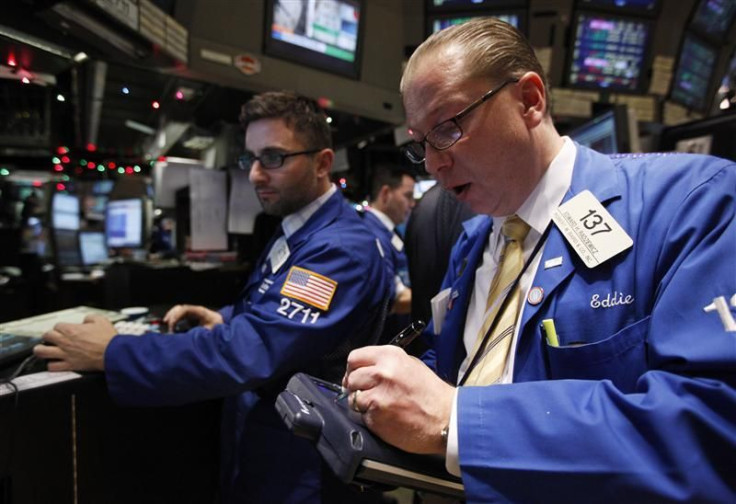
[339,178,347,185]
[175,90,184,100]
[7,53,16,67]
[61,156,70,164]
[56,183,65,191]
[157,156,166,162]
[56,146,69,155]
[86,143,97,152]
[32,180,42,187]
[152,100,160,109]
[125,166,134,174]
[74,167,83,175]
[87,161,95,169]
[108,162,116,169]
[316,97,334,109]
[54,164,64,172]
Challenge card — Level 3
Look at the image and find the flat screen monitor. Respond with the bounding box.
[426,0,527,12]
[106,198,144,249]
[413,179,438,199]
[52,229,81,268]
[567,107,631,154]
[690,0,736,41]
[92,180,115,195]
[79,231,109,266]
[574,0,660,16]
[670,34,718,112]
[84,194,108,221]
[51,192,81,230]
[264,0,364,79]
[566,12,652,93]
[427,10,526,35]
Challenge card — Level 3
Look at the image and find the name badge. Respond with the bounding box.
[552,190,633,268]
[268,236,290,274]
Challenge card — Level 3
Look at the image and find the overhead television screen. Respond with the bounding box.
[427,11,526,35]
[566,12,652,92]
[426,0,527,12]
[690,0,736,41]
[670,34,718,112]
[575,0,660,16]
[264,0,363,79]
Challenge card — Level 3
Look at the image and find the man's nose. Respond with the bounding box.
[248,161,268,184]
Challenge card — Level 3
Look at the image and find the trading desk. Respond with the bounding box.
[0,373,221,504]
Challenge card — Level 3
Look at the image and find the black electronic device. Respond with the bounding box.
[263,0,365,79]
[565,11,653,93]
[567,106,632,154]
[690,0,736,42]
[276,372,464,498]
[52,229,82,268]
[669,33,718,112]
[425,10,527,36]
[574,0,660,16]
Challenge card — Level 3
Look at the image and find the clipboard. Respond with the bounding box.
[275,373,465,498]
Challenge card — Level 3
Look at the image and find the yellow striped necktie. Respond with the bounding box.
[464,215,530,386]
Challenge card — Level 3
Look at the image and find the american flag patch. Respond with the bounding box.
[280,266,338,311]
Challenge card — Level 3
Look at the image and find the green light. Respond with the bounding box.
[62,175,70,181]
[0,168,10,176]
[97,165,105,172]
[80,159,87,166]
[133,166,141,173]
[117,167,125,174]
[52,157,61,164]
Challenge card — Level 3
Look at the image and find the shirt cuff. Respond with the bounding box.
[445,387,461,477]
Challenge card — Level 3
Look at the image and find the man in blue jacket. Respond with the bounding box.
[36,91,390,503]
[343,18,736,503]
[361,165,415,341]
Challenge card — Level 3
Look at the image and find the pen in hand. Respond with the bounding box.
[335,320,426,403]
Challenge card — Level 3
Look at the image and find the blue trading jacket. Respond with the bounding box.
[424,145,736,503]
[104,190,391,503]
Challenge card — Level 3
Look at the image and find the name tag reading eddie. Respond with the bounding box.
[552,190,633,268]
[268,236,290,274]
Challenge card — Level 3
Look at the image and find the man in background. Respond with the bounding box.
[36,91,390,504]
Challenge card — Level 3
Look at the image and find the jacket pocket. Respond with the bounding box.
[546,315,650,392]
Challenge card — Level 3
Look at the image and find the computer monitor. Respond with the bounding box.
[426,0,527,12]
[52,229,82,268]
[51,192,81,230]
[84,194,108,221]
[574,0,660,16]
[263,0,364,79]
[426,10,527,35]
[566,12,653,93]
[79,231,109,266]
[92,180,115,195]
[105,199,144,249]
[567,107,632,154]
[669,34,718,112]
[413,179,438,200]
[690,0,736,42]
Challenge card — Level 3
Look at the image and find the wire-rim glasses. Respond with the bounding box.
[238,149,321,171]
[402,78,520,164]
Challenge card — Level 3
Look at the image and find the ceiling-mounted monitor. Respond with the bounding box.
[669,34,718,112]
[426,0,527,12]
[264,0,364,79]
[690,0,736,42]
[426,10,527,36]
[574,0,661,16]
[566,12,653,93]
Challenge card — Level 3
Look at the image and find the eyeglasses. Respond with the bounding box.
[402,78,519,164]
[238,149,321,170]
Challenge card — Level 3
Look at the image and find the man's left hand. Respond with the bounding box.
[33,315,118,371]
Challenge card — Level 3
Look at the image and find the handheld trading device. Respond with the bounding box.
[276,373,464,498]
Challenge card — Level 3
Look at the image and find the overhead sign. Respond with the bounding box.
[234,53,262,76]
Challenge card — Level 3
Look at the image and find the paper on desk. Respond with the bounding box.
[0,371,82,396]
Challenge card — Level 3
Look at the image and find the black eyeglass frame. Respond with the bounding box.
[238,148,322,171]
[402,78,520,164]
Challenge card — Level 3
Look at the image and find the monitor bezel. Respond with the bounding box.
[573,0,661,18]
[564,10,655,94]
[425,0,528,13]
[668,32,719,113]
[263,0,366,80]
[425,9,528,37]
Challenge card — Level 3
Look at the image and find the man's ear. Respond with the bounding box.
[315,148,334,178]
[517,72,546,128]
[378,184,392,204]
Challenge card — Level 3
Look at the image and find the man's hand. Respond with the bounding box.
[33,315,117,371]
[162,304,224,332]
[342,345,455,455]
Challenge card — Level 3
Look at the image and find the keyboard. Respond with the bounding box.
[0,306,127,371]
